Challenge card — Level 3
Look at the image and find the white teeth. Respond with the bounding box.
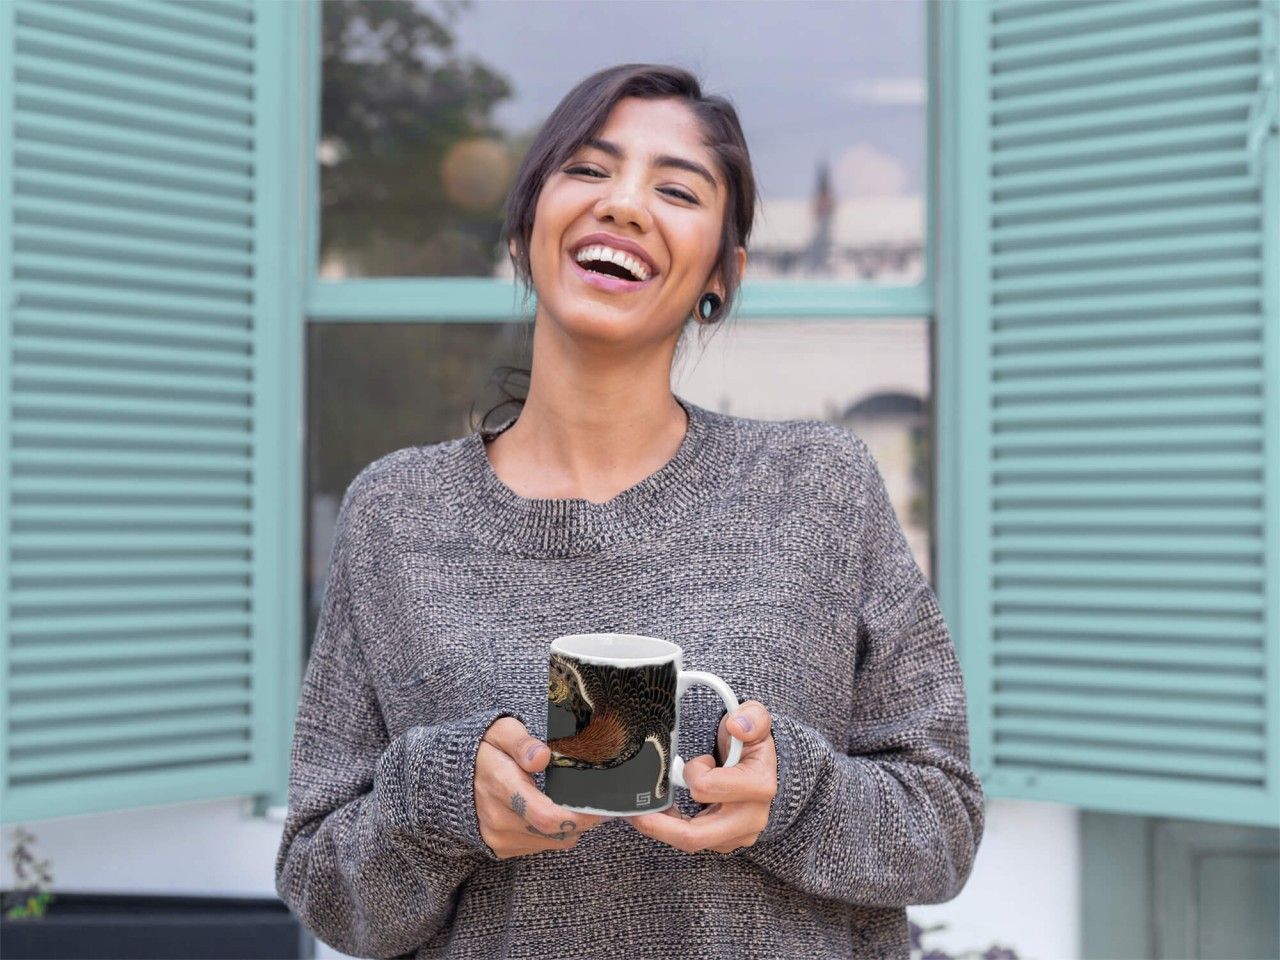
[573,244,651,281]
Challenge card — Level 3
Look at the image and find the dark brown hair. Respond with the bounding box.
[476,63,758,430]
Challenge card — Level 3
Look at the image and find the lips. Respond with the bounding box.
[569,232,660,278]
[569,252,658,294]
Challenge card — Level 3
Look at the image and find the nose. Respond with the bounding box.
[593,178,654,233]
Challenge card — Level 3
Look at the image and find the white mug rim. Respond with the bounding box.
[550,632,681,666]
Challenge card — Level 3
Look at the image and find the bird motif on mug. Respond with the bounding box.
[546,653,677,799]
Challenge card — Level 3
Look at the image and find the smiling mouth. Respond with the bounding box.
[578,257,641,281]
[569,252,657,292]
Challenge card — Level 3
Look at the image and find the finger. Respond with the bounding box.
[723,701,772,743]
[681,752,777,806]
[478,741,611,836]
[481,715,550,774]
[503,774,611,839]
[626,800,756,853]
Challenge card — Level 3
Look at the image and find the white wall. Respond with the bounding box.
[0,798,1077,960]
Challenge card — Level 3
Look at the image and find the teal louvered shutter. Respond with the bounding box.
[0,0,303,822]
[948,0,1280,826]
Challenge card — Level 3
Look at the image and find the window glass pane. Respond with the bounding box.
[306,319,933,645]
[319,0,926,283]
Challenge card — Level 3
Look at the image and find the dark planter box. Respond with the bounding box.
[0,891,314,960]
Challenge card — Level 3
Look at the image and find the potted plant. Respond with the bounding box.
[909,917,1022,960]
[1,825,314,960]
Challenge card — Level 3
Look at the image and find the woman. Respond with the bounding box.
[275,63,984,959]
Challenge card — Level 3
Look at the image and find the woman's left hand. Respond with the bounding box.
[625,700,777,854]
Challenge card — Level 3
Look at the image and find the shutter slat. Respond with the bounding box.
[992,397,1263,421]
[993,690,1262,725]
[14,141,252,198]
[992,610,1260,642]
[13,334,252,372]
[990,8,1259,71]
[14,194,249,240]
[992,558,1262,582]
[11,609,252,636]
[12,712,251,751]
[14,391,251,423]
[11,739,252,782]
[13,424,253,446]
[12,448,252,473]
[994,640,1265,670]
[9,531,251,550]
[993,260,1262,298]
[13,559,250,580]
[993,93,1256,149]
[991,150,1253,195]
[995,368,1264,398]
[992,452,1265,472]
[15,195,251,243]
[8,688,253,725]
[994,715,1265,753]
[992,424,1265,447]
[10,638,251,665]
[15,306,255,344]
[60,0,255,44]
[9,663,250,694]
[15,1,255,68]
[152,0,255,25]
[14,364,253,397]
[994,586,1264,614]
[12,504,252,524]
[15,81,253,143]
[992,743,1262,783]
[990,0,1253,37]
[996,121,1252,170]
[993,238,1261,273]
[14,21,254,94]
[15,170,255,223]
[11,583,250,604]
[994,664,1264,697]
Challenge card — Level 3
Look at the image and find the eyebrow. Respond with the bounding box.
[580,137,719,194]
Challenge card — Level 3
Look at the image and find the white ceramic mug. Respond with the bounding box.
[543,633,744,817]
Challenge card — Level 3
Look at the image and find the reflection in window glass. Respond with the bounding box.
[306,318,932,645]
[305,321,532,645]
[319,0,925,283]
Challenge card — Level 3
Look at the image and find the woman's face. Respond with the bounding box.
[521,96,744,345]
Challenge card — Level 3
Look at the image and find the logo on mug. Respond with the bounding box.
[636,791,651,806]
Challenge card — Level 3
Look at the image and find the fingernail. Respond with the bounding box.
[526,743,541,763]
[734,712,753,733]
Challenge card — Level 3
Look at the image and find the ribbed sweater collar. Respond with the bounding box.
[450,394,726,558]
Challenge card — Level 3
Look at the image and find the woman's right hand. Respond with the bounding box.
[475,715,613,859]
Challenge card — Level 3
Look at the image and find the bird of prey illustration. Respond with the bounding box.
[546,652,678,800]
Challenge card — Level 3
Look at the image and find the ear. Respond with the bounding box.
[711,246,748,298]
[508,238,518,260]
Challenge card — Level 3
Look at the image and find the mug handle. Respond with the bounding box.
[670,670,744,790]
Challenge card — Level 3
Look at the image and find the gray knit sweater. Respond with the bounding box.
[274,395,985,960]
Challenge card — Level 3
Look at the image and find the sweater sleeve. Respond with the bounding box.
[730,434,985,907]
[273,480,528,959]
